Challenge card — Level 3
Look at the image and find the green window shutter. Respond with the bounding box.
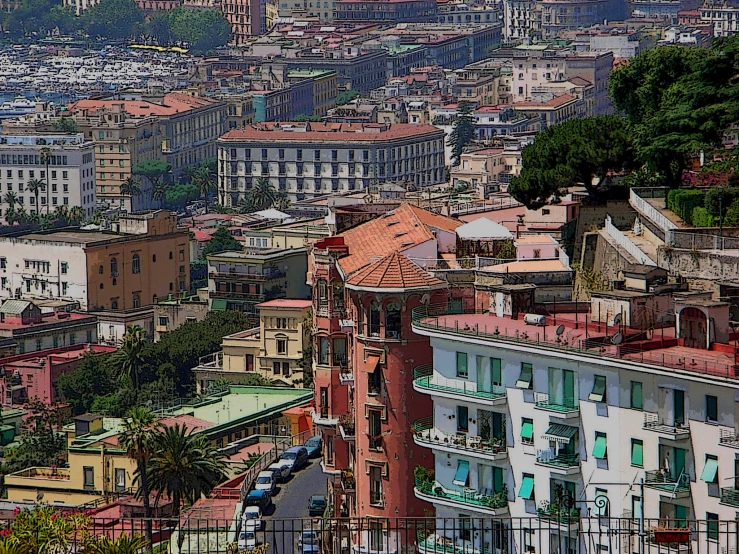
[453,460,469,486]
[630,381,643,410]
[456,352,468,377]
[518,475,534,500]
[592,433,607,459]
[491,358,501,385]
[700,457,719,483]
[631,439,643,467]
[589,375,606,402]
[516,363,532,389]
[521,419,533,440]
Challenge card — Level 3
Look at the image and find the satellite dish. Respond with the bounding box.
[613,313,622,326]
[611,332,623,345]
[555,324,565,336]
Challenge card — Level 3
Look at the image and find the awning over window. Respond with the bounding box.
[211,299,227,311]
[592,434,607,459]
[364,353,381,372]
[542,424,578,444]
[700,458,719,483]
[518,475,534,500]
[516,364,533,388]
[521,421,534,440]
[453,460,469,486]
[589,375,607,402]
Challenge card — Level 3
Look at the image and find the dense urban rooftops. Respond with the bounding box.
[219,122,443,142]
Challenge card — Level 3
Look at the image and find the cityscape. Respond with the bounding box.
[0,0,738,553]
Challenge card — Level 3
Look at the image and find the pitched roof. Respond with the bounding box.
[406,204,463,233]
[0,300,32,314]
[456,218,512,240]
[337,203,459,275]
[346,252,445,291]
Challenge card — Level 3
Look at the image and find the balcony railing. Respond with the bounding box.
[720,486,739,507]
[341,469,356,492]
[643,413,690,439]
[537,504,581,524]
[208,269,286,281]
[415,478,508,511]
[413,417,506,456]
[719,427,739,448]
[413,364,506,402]
[645,470,691,493]
[533,392,579,414]
[535,450,580,469]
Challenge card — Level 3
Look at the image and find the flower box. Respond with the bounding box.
[653,530,690,543]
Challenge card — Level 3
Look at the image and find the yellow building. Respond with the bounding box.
[270,218,330,249]
[194,299,312,390]
[288,69,338,118]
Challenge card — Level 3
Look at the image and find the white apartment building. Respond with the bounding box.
[0,134,96,224]
[700,0,739,37]
[503,0,540,40]
[63,0,101,15]
[411,292,739,553]
[217,122,446,204]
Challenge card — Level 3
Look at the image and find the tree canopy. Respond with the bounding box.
[509,116,636,208]
[132,159,172,187]
[3,0,76,38]
[81,0,145,39]
[202,226,242,259]
[447,101,475,167]
[144,7,231,54]
[336,89,360,106]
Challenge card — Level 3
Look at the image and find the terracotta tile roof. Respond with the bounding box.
[346,252,445,290]
[513,94,577,109]
[67,93,219,118]
[158,414,215,433]
[220,122,443,143]
[337,203,459,275]
[256,299,312,309]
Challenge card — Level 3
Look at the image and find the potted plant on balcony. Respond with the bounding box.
[414,465,435,494]
[651,526,690,544]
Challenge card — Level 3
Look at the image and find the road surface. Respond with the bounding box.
[263,458,328,554]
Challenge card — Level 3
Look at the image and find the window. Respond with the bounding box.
[35,338,42,351]
[516,362,533,389]
[0,257,5,269]
[706,395,718,423]
[519,473,535,500]
[59,261,68,274]
[83,466,94,490]
[630,439,643,467]
[456,352,468,378]
[152,254,156,262]
[459,516,473,542]
[630,381,643,410]
[282,362,290,377]
[133,295,140,308]
[273,361,281,375]
[62,282,68,295]
[521,417,534,444]
[70,333,76,345]
[115,468,126,492]
[159,316,169,327]
[594,489,609,517]
[523,528,535,553]
[385,302,401,339]
[132,254,140,274]
[369,409,382,449]
[277,338,287,354]
[453,460,470,486]
[706,513,719,541]
[700,455,718,484]
[110,258,117,276]
[589,375,606,402]
[111,300,118,310]
[99,265,103,274]
[368,301,380,337]
[592,432,607,460]
[368,520,383,550]
[318,337,329,365]
[457,405,469,432]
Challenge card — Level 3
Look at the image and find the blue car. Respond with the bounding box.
[245,489,272,511]
[304,436,322,458]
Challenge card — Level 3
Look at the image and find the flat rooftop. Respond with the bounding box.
[9,231,124,244]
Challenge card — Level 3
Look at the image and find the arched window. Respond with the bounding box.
[386,302,401,339]
[133,294,140,308]
[132,254,140,274]
[111,300,118,309]
[110,258,117,275]
[369,300,381,338]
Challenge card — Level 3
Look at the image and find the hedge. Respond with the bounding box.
[691,207,714,227]
[668,189,705,225]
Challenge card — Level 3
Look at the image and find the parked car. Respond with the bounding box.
[242,506,263,531]
[308,495,327,516]
[268,461,291,482]
[254,471,277,495]
[298,530,321,554]
[245,489,272,511]
[303,436,322,458]
[280,446,309,471]
[238,530,257,551]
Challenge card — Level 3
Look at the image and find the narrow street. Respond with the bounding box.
[262,459,329,554]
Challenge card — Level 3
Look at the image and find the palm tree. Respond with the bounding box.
[147,424,228,516]
[275,191,290,211]
[40,147,51,215]
[116,324,147,392]
[54,205,69,224]
[152,180,167,208]
[26,178,44,216]
[120,177,142,204]
[14,207,29,225]
[39,213,54,230]
[67,206,85,225]
[181,165,197,184]
[91,535,148,554]
[251,178,277,212]
[193,165,215,215]
[119,408,157,547]
[3,191,18,224]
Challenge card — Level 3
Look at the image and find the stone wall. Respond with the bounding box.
[572,200,637,263]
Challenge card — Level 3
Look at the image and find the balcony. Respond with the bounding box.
[643,413,690,441]
[208,269,286,281]
[533,392,579,419]
[417,533,484,554]
[412,364,506,405]
[311,409,339,427]
[720,486,739,508]
[412,417,507,462]
[339,415,355,441]
[535,450,580,476]
[341,469,356,493]
[210,290,286,302]
[414,478,509,516]
[644,470,691,498]
[718,427,739,449]
[536,503,581,530]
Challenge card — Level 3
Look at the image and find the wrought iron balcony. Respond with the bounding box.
[533,392,579,417]
[643,413,690,440]
[645,470,691,496]
[412,417,507,461]
[414,478,508,515]
[413,364,506,404]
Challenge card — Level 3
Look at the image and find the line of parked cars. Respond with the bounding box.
[238,437,323,552]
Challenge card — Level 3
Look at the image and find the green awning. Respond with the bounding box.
[589,375,607,402]
[516,364,533,389]
[518,476,534,500]
[631,440,643,467]
[592,434,607,459]
[211,299,227,311]
[521,421,533,440]
[700,458,718,483]
[542,424,578,444]
[453,460,469,486]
